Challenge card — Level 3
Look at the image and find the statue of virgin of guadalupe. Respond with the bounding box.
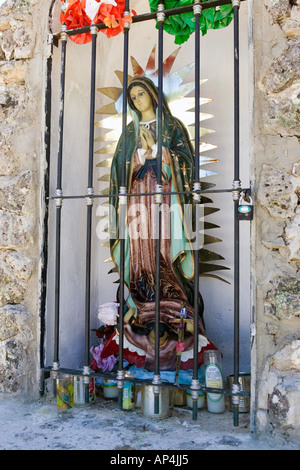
[101,76,217,371]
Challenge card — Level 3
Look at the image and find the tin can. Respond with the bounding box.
[56,374,74,411]
[122,381,136,410]
[74,376,95,405]
[169,388,187,406]
[227,373,251,413]
[186,390,205,409]
[141,384,169,419]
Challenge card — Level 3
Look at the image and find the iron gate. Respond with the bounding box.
[41,0,250,427]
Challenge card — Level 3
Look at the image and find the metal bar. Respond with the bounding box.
[48,187,251,200]
[153,1,165,415]
[53,25,67,380]
[233,4,240,183]
[191,0,201,422]
[40,35,53,383]
[131,0,243,22]
[53,0,248,38]
[83,25,98,402]
[87,29,97,190]
[117,0,131,409]
[232,0,241,427]
[54,206,61,366]
[42,366,250,396]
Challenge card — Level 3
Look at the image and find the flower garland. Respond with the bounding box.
[60,0,136,44]
[148,0,234,45]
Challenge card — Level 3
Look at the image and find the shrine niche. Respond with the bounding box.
[44,0,251,426]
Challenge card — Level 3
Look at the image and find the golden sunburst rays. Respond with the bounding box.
[95,45,219,180]
[95,46,229,283]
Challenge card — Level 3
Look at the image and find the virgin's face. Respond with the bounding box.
[129,86,153,116]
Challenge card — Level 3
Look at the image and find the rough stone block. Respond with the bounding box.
[0,305,20,341]
[0,63,26,86]
[0,340,23,393]
[259,164,298,219]
[0,131,18,175]
[0,250,35,307]
[258,341,300,433]
[271,340,300,369]
[269,374,300,430]
[0,209,34,247]
[0,304,30,394]
[265,277,300,320]
[261,217,286,250]
[13,27,34,60]
[264,0,292,24]
[265,81,300,136]
[283,206,300,262]
[282,5,300,36]
[260,42,300,94]
[0,21,10,32]
[0,171,31,213]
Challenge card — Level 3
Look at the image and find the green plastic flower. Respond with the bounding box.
[148,0,234,45]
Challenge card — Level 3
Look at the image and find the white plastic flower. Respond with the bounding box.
[103,0,118,5]
[98,302,119,325]
[85,0,118,21]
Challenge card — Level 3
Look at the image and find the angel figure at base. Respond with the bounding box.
[100,76,218,371]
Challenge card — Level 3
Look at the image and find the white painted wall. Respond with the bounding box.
[46,0,250,377]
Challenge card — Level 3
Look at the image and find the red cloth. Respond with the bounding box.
[100,331,218,371]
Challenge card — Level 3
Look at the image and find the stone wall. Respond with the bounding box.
[252,0,300,437]
[0,0,48,398]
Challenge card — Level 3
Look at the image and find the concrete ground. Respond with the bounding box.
[0,387,299,452]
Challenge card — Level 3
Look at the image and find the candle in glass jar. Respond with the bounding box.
[103,379,118,398]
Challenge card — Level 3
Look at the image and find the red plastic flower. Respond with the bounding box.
[94,1,135,38]
[61,0,92,44]
[60,0,136,43]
